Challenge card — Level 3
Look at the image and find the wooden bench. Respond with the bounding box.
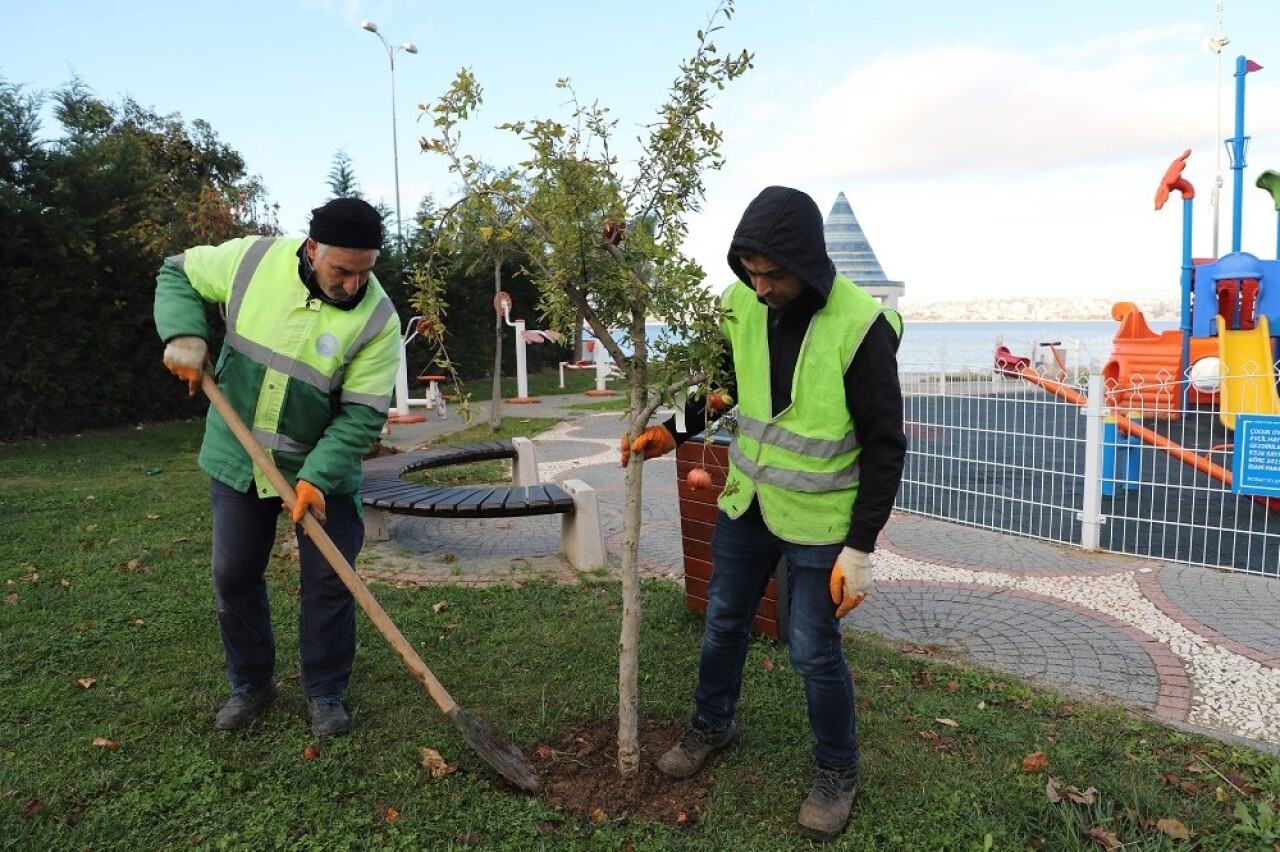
[360,437,606,571]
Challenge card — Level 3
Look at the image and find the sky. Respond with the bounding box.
[5,0,1280,309]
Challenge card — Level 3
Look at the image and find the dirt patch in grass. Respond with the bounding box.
[525,716,712,828]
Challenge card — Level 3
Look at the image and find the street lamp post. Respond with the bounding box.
[360,20,417,254]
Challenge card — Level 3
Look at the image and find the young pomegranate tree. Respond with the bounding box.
[414,2,751,776]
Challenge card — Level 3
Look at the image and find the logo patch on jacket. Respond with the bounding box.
[315,333,339,358]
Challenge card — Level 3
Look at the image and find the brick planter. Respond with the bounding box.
[676,435,789,641]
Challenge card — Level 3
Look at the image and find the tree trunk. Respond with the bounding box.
[616,328,648,776]
[490,258,503,431]
[617,439,644,775]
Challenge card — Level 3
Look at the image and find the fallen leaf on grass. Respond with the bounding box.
[432,601,447,614]
[918,730,957,750]
[92,738,121,750]
[1084,826,1122,849]
[590,807,606,823]
[1156,818,1189,840]
[146,513,161,520]
[1022,751,1049,773]
[75,677,97,689]
[420,747,457,779]
[761,659,775,672]
[935,718,958,728]
[374,804,400,823]
[1045,777,1097,804]
[4,594,17,605]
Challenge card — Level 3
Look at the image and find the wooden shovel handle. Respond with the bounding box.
[200,371,458,716]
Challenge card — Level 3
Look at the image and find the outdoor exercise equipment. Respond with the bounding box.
[495,291,561,403]
[389,315,445,422]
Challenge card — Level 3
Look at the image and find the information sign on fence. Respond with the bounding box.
[1232,414,1280,497]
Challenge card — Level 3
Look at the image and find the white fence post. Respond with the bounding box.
[1078,374,1105,550]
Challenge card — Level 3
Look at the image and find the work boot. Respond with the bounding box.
[214,683,277,732]
[797,762,859,842]
[308,695,351,737]
[656,716,736,779]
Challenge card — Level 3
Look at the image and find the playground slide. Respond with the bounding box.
[1215,315,1280,430]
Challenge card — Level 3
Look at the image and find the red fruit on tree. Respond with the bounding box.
[707,390,734,412]
[686,467,712,490]
[602,219,626,245]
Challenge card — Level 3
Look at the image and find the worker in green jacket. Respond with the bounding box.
[154,198,401,737]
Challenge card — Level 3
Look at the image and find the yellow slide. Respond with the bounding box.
[1216,314,1280,430]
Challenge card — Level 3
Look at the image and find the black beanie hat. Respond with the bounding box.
[308,198,383,249]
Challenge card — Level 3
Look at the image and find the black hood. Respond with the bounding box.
[727,186,836,304]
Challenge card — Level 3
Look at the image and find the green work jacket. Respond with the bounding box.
[154,236,400,498]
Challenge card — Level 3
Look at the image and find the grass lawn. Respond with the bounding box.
[3,420,1280,849]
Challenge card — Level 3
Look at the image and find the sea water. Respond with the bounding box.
[897,320,1178,373]
[589,319,1179,374]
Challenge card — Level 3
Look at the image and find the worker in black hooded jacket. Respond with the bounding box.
[621,185,906,842]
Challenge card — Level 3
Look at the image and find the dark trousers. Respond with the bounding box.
[209,479,361,698]
[694,502,858,769]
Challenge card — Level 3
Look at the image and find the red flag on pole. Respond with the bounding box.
[1246,59,1264,73]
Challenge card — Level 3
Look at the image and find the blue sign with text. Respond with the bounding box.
[1233,415,1280,497]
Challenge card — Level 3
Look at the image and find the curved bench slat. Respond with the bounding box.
[360,440,575,519]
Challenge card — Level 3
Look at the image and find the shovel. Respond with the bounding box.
[200,372,542,793]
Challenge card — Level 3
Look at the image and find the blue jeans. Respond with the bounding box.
[694,502,857,769]
[210,479,361,698]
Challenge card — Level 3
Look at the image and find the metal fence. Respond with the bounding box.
[896,349,1280,577]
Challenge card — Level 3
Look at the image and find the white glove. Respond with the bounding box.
[163,336,208,369]
[829,547,872,618]
[162,336,209,397]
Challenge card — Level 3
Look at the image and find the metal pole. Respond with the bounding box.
[388,50,404,253]
[1079,375,1105,551]
[362,22,417,255]
[1229,55,1250,254]
[1210,1,1227,259]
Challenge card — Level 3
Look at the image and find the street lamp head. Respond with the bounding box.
[403,43,418,54]
[360,20,378,33]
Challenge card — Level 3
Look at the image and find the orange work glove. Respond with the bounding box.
[292,480,327,526]
[829,547,872,618]
[162,336,209,397]
[620,425,677,467]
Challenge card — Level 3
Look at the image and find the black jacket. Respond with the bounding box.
[671,186,907,552]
